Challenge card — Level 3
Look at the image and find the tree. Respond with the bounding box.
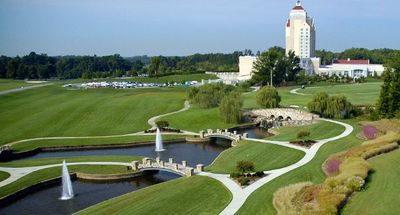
[308,92,353,119]
[251,47,300,86]
[376,71,392,117]
[307,92,329,116]
[188,83,234,109]
[256,86,281,108]
[236,160,255,173]
[377,53,400,118]
[219,92,243,123]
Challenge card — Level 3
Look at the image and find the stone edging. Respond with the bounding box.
[0,139,185,162]
[0,170,154,207]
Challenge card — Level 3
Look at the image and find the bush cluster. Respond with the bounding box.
[273,130,400,215]
[307,92,354,119]
[187,83,234,108]
[297,131,311,139]
[236,160,255,173]
[155,120,169,129]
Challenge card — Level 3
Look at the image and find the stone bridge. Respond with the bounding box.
[245,108,318,121]
[131,157,204,177]
[200,129,246,143]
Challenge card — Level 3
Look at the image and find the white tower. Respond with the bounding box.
[285,0,316,59]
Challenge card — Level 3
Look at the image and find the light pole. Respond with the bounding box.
[270,60,278,87]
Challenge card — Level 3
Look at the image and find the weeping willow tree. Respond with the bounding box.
[256,86,281,108]
[308,93,353,119]
[219,92,243,123]
[307,92,329,115]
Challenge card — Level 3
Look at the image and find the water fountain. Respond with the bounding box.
[155,128,165,152]
[60,160,74,200]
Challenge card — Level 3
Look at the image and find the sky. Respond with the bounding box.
[0,0,399,57]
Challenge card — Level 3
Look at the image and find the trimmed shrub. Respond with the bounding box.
[229,172,240,178]
[297,131,311,140]
[238,177,250,186]
[236,160,255,173]
[155,120,169,129]
[255,171,265,177]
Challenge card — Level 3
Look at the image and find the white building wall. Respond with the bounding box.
[238,56,257,81]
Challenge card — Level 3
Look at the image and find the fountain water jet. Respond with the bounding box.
[60,160,74,200]
[155,128,165,152]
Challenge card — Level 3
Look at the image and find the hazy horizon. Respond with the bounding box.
[1,0,399,57]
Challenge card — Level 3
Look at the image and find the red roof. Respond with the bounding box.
[333,59,370,65]
[293,6,304,10]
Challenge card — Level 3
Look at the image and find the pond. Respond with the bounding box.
[21,141,228,167]
[0,171,179,215]
[1,140,229,214]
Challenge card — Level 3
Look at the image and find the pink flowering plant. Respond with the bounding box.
[325,159,341,176]
[363,125,378,140]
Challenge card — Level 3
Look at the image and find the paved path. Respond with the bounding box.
[6,101,198,147]
[200,118,353,215]
[147,100,197,135]
[0,83,53,96]
[290,87,314,96]
[0,96,353,214]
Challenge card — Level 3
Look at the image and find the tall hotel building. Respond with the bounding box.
[285,0,316,59]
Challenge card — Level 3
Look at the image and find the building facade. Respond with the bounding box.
[315,59,385,78]
[236,1,385,82]
[285,0,316,59]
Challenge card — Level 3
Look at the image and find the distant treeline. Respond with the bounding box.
[0,48,399,80]
[316,48,400,65]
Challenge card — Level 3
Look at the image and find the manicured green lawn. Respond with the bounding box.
[342,149,400,215]
[205,140,305,173]
[243,87,312,109]
[243,82,382,109]
[236,120,362,214]
[298,82,382,105]
[0,85,186,145]
[0,156,142,198]
[11,134,187,152]
[266,120,345,141]
[0,171,10,182]
[0,155,141,167]
[0,79,42,91]
[162,105,240,132]
[76,176,231,215]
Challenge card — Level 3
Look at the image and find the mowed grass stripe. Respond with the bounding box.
[0,86,186,145]
[76,176,232,215]
[266,120,346,141]
[206,140,305,173]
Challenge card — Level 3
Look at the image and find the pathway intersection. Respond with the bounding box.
[0,101,354,214]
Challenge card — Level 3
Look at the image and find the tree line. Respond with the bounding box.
[0,51,245,80]
[316,48,400,65]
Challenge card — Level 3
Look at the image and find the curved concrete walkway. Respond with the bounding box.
[200,118,353,215]
[0,83,53,96]
[6,101,198,147]
[0,102,353,215]
[289,87,316,96]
